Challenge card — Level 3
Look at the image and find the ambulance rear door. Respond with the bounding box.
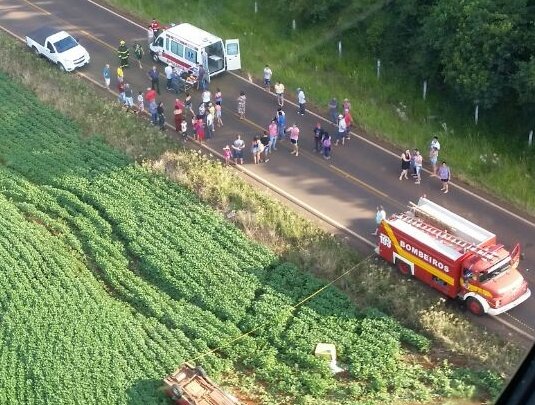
[225,39,241,71]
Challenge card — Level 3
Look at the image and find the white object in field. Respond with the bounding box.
[314,343,345,374]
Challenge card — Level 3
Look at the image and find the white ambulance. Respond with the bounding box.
[149,23,241,76]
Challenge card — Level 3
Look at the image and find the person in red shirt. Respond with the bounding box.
[343,109,353,140]
[194,118,205,143]
[145,87,156,104]
[149,18,160,35]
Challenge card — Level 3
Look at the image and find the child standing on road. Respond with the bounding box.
[215,88,223,106]
[180,119,188,142]
[137,91,144,113]
[223,145,232,165]
[438,161,451,193]
[322,132,332,160]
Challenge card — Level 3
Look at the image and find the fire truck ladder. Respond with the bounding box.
[396,213,500,261]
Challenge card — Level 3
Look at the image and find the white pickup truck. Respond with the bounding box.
[26,27,90,72]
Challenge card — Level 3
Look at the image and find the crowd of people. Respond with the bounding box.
[105,19,453,235]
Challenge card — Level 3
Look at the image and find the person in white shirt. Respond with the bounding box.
[372,205,386,235]
[430,136,441,152]
[297,88,306,116]
[164,65,173,90]
[202,89,211,105]
[413,149,423,184]
[336,114,347,145]
[274,81,285,107]
[263,65,273,91]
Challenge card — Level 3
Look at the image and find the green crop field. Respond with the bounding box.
[0,73,500,404]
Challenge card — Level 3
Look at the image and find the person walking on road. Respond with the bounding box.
[274,81,285,107]
[164,64,173,91]
[215,103,223,127]
[232,134,245,165]
[197,64,206,90]
[263,64,272,91]
[276,108,286,140]
[372,205,386,236]
[251,136,263,164]
[117,40,129,68]
[297,88,306,116]
[137,91,144,113]
[185,92,195,117]
[413,149,423,184]
[133,43,144,69]
[429,147,439,176]
[286,123,300,156]
[149,18,161,37]
[343,98,351,112]
[116,66,124,83]
[223,145,232,165]
[215,88,223,106]
[237,91,247,120]
[148,100,158,125]
[429,136,441,176]
[328,97,338,125]
[102,64,111,89]
[117,81,126,105]
[268,119,278,151]
[313,122,324,152]
[322,132,332,160]
[148,66,160,95]
[157,101,165,131]
[438,161,451,193]
[174,104,184,133]
[335,114,346,146]
[399,149,411,180]
[124,83,134,110]
[344,109,353,140]
[260,130,271,162]
[194,117,205,143]
[145,87,156,105]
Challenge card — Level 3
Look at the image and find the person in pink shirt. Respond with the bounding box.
[222,145,232,165]
[286,123,300,157]
[268,119,278,151]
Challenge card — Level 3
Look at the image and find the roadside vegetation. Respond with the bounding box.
[0,29,525,405]
[105,0,535,213]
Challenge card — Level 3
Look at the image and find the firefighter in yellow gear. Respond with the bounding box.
[117,40,129,68]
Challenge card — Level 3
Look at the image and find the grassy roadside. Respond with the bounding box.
[0,31,525,400]
[104,0,535,215]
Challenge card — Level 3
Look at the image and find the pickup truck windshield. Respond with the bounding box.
[479,261,510,283]
[54,36,78,53]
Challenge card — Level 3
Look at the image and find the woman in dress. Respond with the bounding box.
[237,90,246,120]
[399,149,411,180]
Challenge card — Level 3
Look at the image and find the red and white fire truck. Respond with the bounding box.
[376,197,530,315]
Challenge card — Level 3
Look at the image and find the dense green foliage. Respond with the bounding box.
[284,0,535,112]
[0,71,502,404]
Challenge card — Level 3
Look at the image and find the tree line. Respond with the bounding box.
[281,0,534,114]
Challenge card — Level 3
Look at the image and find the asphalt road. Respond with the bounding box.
[1,0,534,345]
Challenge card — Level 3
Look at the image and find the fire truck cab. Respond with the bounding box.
[377,197,530,315]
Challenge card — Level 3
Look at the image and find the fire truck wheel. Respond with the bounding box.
[466,297,484,316]
[396,261,410,276]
